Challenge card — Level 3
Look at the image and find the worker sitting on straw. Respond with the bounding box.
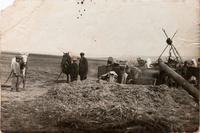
[100,71,118,83]
[11,56,22,92]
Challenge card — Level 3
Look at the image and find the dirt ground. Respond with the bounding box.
[0,52,107,132]
[1,53,106,102]
[0,52,199,133]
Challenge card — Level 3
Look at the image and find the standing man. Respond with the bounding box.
[79,52,88,80]
[11,56,21,92]
[70,58,79,82]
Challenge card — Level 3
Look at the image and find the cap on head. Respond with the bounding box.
[109,71,117,76]
[80,52,85,56]
[16,55,21,59]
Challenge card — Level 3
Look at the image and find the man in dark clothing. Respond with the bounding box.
[70,59,79,82]
[79,52,88,80]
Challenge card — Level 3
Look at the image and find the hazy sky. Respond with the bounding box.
[0,0,199,57]
[0,0,15,11]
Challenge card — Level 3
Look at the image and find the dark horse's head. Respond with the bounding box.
[61,52,72,74]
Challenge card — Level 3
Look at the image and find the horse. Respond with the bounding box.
[21,54,29,88]
[61,52,72,83]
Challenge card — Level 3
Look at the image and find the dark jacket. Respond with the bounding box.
[71,62,79,79]
[79,57,88,75]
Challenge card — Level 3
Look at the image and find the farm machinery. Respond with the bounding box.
[98,29,199,101]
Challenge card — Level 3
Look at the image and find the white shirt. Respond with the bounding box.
[11,61,20,76]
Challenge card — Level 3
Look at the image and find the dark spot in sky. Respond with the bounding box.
[76,0,94,19]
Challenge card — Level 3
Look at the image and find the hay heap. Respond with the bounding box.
[1,80,199,132]
[31,80,198,132]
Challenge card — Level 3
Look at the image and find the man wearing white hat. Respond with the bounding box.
[100,71,118,83]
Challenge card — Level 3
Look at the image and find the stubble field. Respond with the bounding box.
[0,52,199,133]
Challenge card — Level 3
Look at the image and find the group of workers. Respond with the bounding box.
[100,57,143,84]
[182,59,198,85]
[70,52,88,81]
[8,52,199,91]
[9,52,88,91]
[101,56,199,87]
[60,52,88,82]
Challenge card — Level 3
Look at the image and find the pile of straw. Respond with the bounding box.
[2,80,199,132]
[32,80,198,132]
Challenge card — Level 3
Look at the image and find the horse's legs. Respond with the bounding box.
[22,76,25,89]
[22,69,26,89]
[22,79,25,88]
[66,74,68,83]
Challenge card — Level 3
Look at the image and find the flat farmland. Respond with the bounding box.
[0,52,199,133]
[0,52,106,101]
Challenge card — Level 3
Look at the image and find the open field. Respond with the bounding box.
[0,52,199,133]
[1,52,107,102]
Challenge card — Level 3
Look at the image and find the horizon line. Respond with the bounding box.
[1,50,198,58]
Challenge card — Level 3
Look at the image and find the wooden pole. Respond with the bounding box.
[158,59,199,103]
[4,71,13,84]
[55,71,63,82]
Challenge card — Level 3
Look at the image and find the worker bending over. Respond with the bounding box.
[11,56,21,92]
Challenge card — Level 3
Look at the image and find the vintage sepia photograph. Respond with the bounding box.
[0,0,199,132]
